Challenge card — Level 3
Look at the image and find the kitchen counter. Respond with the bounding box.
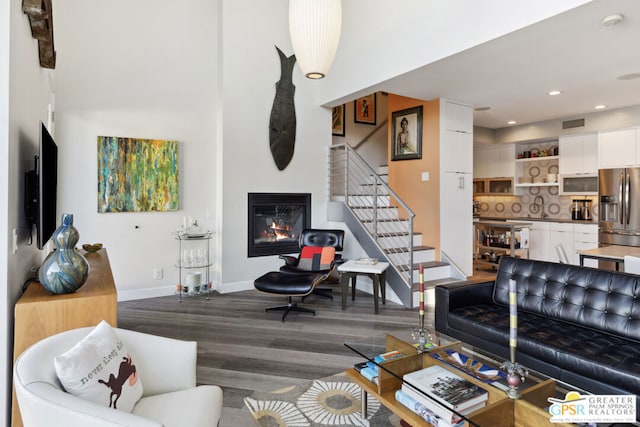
[478,216,596,225]
[476,219,532,228]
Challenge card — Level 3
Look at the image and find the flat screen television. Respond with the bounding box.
[25,121,58,249]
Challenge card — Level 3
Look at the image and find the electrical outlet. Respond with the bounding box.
[153,268,163,280]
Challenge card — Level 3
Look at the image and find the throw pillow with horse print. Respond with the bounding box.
[54,320,144,412]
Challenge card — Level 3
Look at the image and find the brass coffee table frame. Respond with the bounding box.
[345,333,573,427]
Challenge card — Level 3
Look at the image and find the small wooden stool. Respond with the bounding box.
[338,260,389,314]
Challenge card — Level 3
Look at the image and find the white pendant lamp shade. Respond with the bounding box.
[289,0,342,79]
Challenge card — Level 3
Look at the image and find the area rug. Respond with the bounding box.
[244,372,402,427]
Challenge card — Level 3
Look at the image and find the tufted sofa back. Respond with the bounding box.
[494,256,640,341]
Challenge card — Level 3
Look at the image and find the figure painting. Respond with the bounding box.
[97,136,179,212]
[354,94,376,125]
[391,106,422,160]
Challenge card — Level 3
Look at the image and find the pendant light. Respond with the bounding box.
[288,0,342,79]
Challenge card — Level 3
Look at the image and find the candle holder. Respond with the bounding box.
[411,263,432,353]
[500,359,528,399]
[412,326,433,354]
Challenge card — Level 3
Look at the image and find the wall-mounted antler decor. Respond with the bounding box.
[23,0,56,69]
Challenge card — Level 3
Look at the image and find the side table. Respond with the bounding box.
[338,260,389,314]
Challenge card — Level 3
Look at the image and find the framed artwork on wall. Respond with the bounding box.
[391,106,423,161]
[332,104,345,136]
[354,93,376,125]
[97,136,179,212]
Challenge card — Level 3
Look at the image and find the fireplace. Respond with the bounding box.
[247,193,311,257]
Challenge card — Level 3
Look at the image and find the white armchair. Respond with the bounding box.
[14,326,223,427]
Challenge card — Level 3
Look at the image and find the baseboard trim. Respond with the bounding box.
[117,281,253,301]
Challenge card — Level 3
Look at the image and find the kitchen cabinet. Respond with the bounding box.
[598,127,639,168]
[443,100,473,133]
[572,224,598,267]
[559,133,597,174]
[501,220,597,266]
[473,177,514,195]
[442,130,473,173]
[526,221,550,262]
[473,144,515,179]
[440,100,474,276]
[442,172,473,276]
[548,222,574,264]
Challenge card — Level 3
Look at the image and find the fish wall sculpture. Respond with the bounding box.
[269,46,297,170]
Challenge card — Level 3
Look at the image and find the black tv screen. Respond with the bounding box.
[38,122,58,249]
[25,122,58,249]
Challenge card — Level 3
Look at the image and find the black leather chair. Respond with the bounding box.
[254,229,345,321]
[279,228,345,299]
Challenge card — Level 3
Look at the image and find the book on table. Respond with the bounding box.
[402,365,488,413]
[395,389,464,427]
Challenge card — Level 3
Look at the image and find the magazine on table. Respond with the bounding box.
[403,365,488,411]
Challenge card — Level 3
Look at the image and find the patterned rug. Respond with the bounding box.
[244,372,402,427]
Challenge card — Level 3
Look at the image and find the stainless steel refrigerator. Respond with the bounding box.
[599,167,640,248]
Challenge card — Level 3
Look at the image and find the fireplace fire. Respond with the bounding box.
[248,193,311,257]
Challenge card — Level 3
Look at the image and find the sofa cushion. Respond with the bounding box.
[448,305,640,395]
[494,257,640,341]
[54,320,143,412]
[132,385,223,427]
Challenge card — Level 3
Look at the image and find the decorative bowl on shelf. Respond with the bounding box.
[82,243,103,253]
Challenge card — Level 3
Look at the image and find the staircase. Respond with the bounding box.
[329,144,465,308]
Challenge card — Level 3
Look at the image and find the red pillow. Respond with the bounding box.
[298,246,336,271]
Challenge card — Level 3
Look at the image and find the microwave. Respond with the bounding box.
[559,174,598,195]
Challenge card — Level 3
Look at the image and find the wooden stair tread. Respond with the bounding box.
[398,261,448,272]
[374,231,422,238]
[384,245,434,254]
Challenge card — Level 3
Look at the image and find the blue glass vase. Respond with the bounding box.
[38,213,90,294]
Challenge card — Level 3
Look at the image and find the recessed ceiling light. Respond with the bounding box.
[601,13,624,27]
[617,73,640,81]
[595,105,607,110]
[548,90,562,96]
[507,120,517,125]
[474,106,491,112]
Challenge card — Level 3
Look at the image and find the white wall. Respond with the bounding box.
[219,0,338,289]
[54,0,219,298]
[2,0,55,423]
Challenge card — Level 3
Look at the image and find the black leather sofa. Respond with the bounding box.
[435,256,640,416]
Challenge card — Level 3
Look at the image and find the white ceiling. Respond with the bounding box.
[372,0,640,130]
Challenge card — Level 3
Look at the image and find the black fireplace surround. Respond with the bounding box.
[247,193,311,257]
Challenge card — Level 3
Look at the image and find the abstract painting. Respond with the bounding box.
[97,136,179,212]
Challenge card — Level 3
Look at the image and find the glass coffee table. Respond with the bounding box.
[344,330,576,427]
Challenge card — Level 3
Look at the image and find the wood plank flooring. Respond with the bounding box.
[117,287,428,426]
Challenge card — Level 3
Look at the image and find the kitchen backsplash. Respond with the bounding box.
[475,158,598,221]
[475,192,598,221]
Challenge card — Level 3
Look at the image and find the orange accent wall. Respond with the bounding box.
[387,95,440,257]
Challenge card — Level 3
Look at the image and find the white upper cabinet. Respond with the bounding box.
[441,100,473,173]
[443,100,473,133]
[443,130,473,173]
[473,144,515,178]
[598,128,639,169]
[559,133,597,175]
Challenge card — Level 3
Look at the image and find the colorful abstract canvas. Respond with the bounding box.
[97,136,179,212]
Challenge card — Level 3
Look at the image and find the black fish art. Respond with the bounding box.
[269,46,297,171]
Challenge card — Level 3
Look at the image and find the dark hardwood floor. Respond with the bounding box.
[117,287,427,426]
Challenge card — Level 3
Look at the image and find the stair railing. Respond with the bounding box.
[329,143,415,285]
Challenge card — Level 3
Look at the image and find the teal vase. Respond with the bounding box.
[38,213,90,294]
